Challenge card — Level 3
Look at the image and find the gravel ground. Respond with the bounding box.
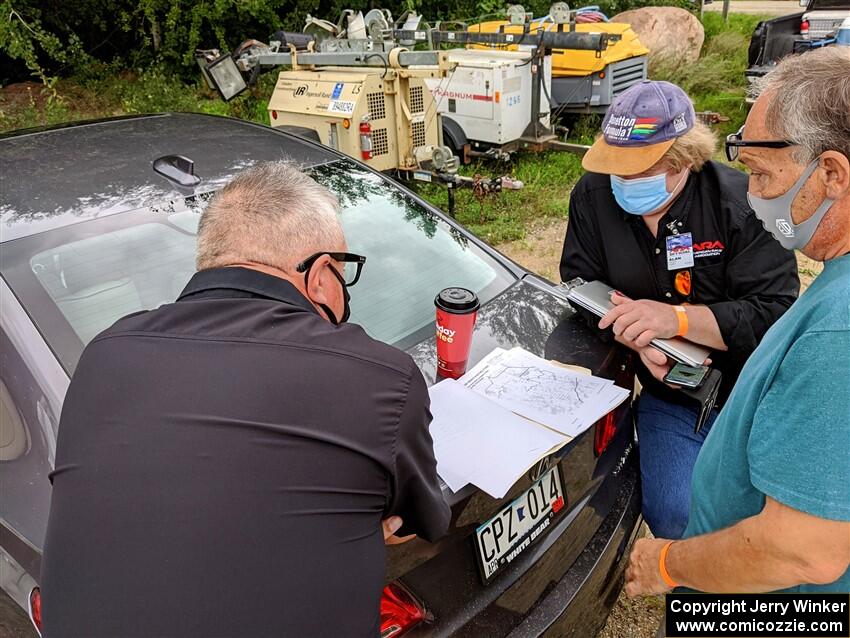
[703,0,803,15]
[599,583,665,638]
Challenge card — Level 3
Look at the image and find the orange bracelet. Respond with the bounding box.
[673,305,688,337]
[659,540,679,588]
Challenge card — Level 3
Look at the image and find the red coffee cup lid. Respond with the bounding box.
[435,287,480,314]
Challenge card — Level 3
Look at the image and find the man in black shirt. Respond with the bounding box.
[41,162,451,637]
[560,81,799,539]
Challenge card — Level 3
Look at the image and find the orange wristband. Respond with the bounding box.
[673,305,688,337]
[659,540,679,588]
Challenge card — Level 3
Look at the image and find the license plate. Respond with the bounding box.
[474,465,566,582]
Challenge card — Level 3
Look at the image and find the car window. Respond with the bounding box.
[808,0,848,9]
[311,163,509,346]
[30,220,199,345]
[1,160,513,373]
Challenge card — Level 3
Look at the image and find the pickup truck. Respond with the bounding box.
[745,0,850,97]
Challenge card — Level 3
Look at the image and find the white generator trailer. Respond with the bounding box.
[352,8,619,162]
[425,48,556,161]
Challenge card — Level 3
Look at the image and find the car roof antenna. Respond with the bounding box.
[153,155,202,188]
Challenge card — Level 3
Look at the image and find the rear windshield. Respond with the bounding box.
[808,0,849,9]
[1,160,513,374]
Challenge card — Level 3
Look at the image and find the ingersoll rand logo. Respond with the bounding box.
[436,324,456,343]
[293,85,308,97]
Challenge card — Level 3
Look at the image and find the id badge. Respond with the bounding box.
[666,232,694,270]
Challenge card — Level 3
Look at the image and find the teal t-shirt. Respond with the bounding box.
[684,252,850,592]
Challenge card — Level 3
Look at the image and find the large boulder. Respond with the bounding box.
[611,7,705,63]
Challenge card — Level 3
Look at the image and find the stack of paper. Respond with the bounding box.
[429,347,631,498]
[429,380,566,498]
[462,348,630,437]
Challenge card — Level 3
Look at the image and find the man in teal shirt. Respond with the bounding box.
[624,47,850,595]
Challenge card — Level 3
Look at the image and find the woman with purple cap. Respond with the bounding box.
[559,80,800,540]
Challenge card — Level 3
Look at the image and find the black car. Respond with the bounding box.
[0,113,641,637]
[746,0,850,96]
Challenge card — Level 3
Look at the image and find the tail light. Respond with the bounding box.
[380,582,426,638]
[800,19,810,34]
[359,116,373,161]
[594,353,635,456]
[593,411,618,457]
[271,110,278,120]
[29,587,42,635]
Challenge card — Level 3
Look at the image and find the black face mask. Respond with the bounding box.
[318,265,350,326]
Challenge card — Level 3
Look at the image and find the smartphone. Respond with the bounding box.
[663,363,709,388]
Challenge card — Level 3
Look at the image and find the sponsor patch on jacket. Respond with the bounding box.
[693,240,725,258]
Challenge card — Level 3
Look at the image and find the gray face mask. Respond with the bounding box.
[747,160,835,251]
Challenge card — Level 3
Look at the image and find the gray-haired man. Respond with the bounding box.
[626,47,850,596]
[41,162,451,636]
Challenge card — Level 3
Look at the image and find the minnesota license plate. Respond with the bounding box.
[474,465,566,582]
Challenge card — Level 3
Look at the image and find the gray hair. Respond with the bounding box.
[196,161,343,271]
[753,47,850,163]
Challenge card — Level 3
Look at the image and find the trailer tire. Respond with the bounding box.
[277,126,322,144]
[441,117,467,157]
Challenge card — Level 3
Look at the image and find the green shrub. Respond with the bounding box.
[649,13,770,136]
[2,0,703,87]
[1,0,290,84]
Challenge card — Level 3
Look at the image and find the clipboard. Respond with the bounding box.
[562,279,712,368]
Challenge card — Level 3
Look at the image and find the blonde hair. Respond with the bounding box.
[196,161,343,272]
[662,121,717,172]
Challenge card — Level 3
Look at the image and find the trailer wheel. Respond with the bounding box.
[441,118,468,161]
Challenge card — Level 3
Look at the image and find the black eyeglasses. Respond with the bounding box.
[296,251,367,287]
[725,125,794,162]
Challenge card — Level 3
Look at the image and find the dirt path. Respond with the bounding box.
[703,0,803,15]
[498,219,568,284]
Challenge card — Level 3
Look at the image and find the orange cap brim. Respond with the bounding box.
[581,136,675,176]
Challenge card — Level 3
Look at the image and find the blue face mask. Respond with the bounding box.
[610,171,684,216]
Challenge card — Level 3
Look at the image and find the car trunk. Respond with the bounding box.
[388,277,636,636]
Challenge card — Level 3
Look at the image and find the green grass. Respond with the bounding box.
[0,12,764,244]
[415,151,584,244]
[0,66,277,132]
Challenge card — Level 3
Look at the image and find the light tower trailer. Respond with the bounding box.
[201,43,524,214]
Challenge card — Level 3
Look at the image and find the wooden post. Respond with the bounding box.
[722,0,731,21]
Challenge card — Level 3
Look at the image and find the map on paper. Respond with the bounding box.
[461,348,630,437]
[428,347,631,497]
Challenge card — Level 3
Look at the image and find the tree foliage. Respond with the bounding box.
[1,0,693,84]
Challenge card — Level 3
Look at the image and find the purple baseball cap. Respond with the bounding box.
[582,80,696,176]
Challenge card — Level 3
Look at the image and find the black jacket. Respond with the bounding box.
[560,161,800,406]
[41,266,450,638]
